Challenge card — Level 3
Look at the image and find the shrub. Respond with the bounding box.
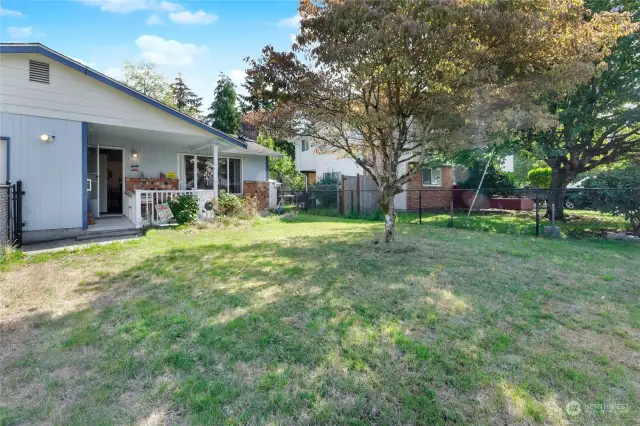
[456,160,518,197]
[527,167,552,188]
[218,191,244,216]
[167,194,199,225]
[310,173,340,208]
[576,167,640,234]
[239,196,260,219]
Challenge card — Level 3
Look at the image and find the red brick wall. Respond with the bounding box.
[125,178,179,191]
[243,181,270,210]
[406,166,454,211]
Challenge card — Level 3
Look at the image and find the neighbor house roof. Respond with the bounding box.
[222,138,282,158]
[0,43,248,149]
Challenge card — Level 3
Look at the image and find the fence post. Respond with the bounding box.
[535,189,540,237]
[450,200,454,228]
[419,190,422,224]
[305,190,309,213]
[356,174,361,213]
[340,175,345,215]
[350,190,354,214]
[15,180,24,247]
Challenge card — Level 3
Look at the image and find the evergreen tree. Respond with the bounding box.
[171,73,203,118]
[207,74,241,134]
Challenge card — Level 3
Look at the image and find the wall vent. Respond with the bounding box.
[29,60,50,84]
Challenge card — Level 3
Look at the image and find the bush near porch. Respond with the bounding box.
[1,217,638,425]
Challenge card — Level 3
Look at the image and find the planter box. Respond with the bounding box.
[489,197,534,211]
[453,189,534,211]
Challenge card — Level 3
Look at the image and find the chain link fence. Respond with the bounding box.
[277,186,640,238]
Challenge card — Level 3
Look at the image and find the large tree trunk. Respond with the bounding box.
[546,169,573,220]
[378,190,396,244]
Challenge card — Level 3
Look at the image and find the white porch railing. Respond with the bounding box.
[124,190,137,226]
[134,189,216,228]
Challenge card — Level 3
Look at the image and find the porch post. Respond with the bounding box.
[212,142,219,198]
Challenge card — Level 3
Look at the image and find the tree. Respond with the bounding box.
[580,166,640,234]
[521,0,640,219]
[245,0,635,243]
[171,73,203,118]
[256,135,305,189]
[122,60,174,107]
[207,74,241,135]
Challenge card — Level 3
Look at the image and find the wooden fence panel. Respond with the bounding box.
[341,175,378,214]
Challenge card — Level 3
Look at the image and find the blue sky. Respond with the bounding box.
[0,0,301,106]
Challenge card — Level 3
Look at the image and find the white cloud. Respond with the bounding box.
[168,10,218,25]
[289,33,298,43]
[0,7,24,17]
[278,14,301,28]
[146,14,164,25]
[71,57,98,69]
[156,1,183,12]
[230,69,246,86]
[135,35,209,66]
[77,0,183,14]
[103,66,125,80]
[7,26,32,39]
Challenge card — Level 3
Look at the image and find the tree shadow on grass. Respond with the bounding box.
[1,225,637,425]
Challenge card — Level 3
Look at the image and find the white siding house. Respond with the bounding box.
[292,137,407,210]
[0,43,279,243]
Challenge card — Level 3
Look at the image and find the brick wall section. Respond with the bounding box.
[125,178,179,191]
[406,166,454,211]
[243,181,270,210]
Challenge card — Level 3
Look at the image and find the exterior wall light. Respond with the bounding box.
[40,134,55,142]
[132,151,139,158]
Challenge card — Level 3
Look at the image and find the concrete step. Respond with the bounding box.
[76,228,140,241]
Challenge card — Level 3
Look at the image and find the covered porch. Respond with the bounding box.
[86,123,274,229]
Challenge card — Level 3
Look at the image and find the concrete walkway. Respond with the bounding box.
[22,234,141,254]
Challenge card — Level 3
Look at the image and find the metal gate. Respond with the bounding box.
[0,181,24,247]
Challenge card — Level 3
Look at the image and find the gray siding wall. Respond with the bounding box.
[0,112,83,231]
[89,133,182,178]
[242,155,267,182]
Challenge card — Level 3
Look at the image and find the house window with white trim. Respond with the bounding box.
[422,168,442,186]
[301,139,310,152]
[183,155,242,193]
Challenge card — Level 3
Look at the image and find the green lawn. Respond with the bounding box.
[305,208,632,237]
[1,216,638,425]
[397,209,632,237]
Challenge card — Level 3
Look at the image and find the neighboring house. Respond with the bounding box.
[0,43,280,244]
[292,137,454,211]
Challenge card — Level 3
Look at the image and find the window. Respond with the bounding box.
[301,139,309,152]
[422,168,442,186]
[29,60,50,84]
[229,159,242,193]
[182,155,242,193]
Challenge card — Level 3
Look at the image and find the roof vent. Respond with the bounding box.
[29,60,50,84]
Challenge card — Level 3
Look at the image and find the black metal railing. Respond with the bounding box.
[1,180,24,247]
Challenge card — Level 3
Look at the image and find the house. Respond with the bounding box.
[293,137,455,211]
[0,43,280,244]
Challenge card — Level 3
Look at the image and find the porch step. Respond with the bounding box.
[76,228,140,241]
